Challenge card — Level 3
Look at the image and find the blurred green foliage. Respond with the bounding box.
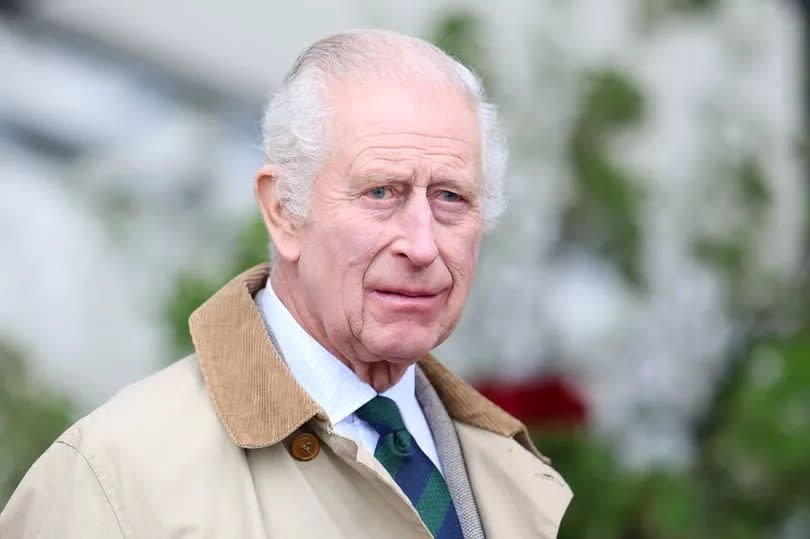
[540,333,810,538]
[431,12,494,94]
[700,337,810,529]
[639,0,720,28]
[692,155,773,304]
[563,69,646,285]
[0,341,74,508]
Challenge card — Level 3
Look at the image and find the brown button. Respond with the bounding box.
[291,433,320,461]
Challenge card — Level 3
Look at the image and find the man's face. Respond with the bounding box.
[293,80,483,367]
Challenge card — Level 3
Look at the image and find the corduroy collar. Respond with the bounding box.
[189,263,539,456]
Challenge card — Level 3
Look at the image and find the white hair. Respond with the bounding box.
[261,29,507,229]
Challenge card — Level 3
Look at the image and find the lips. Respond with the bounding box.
[373,287,443,297]
[366,286,448,312]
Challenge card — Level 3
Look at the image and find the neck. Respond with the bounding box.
[269,265,410,392]
[349,360,410,393]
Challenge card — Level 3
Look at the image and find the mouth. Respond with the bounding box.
[367,287,447,310]
[373,288,442,298]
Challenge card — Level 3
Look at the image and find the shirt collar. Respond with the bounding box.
[256,283,417,426]
[189,263,540,459]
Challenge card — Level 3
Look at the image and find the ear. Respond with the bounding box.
[254,164,301,262]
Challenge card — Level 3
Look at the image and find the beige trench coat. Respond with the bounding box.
[0,265,572,538]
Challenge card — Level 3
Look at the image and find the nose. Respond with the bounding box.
[391,194,439,268]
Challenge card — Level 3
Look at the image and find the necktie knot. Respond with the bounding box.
[355,395,407,436]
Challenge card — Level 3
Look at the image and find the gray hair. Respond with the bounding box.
[261,29,507,229]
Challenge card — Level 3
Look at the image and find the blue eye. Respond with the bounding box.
[440,190,461,202]
[369,186,391,199]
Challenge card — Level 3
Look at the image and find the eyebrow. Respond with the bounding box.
[355,170,412,184]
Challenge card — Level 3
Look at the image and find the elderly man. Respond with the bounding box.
[0,30,571,538]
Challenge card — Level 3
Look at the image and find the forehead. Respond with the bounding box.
[328,80,481,174]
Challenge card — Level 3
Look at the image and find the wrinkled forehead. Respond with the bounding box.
[326,78,482,168]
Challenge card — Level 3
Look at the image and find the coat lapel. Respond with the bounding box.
[455,422,572,538]
[415,367,485,539]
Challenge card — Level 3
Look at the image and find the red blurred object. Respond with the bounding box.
[474,375,587,428]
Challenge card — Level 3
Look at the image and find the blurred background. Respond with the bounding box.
[1,0,808,536]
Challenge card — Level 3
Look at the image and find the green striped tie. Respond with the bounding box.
[355,396,463,538]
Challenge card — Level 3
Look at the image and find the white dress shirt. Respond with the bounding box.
[255,284,443,474]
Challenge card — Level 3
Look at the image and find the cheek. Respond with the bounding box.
[441,233,481,302]
[323,218,390,310]
[303,213,378,275]
[323,211,388,265]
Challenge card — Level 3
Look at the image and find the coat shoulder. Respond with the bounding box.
[60,356,215,448]
[4,361,266,537]
[57,355,238,488]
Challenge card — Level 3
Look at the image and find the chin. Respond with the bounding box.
[364,330,438,363]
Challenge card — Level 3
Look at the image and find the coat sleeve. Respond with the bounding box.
[0,441,125,538]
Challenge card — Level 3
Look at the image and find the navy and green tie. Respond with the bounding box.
[355,396,463,539]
